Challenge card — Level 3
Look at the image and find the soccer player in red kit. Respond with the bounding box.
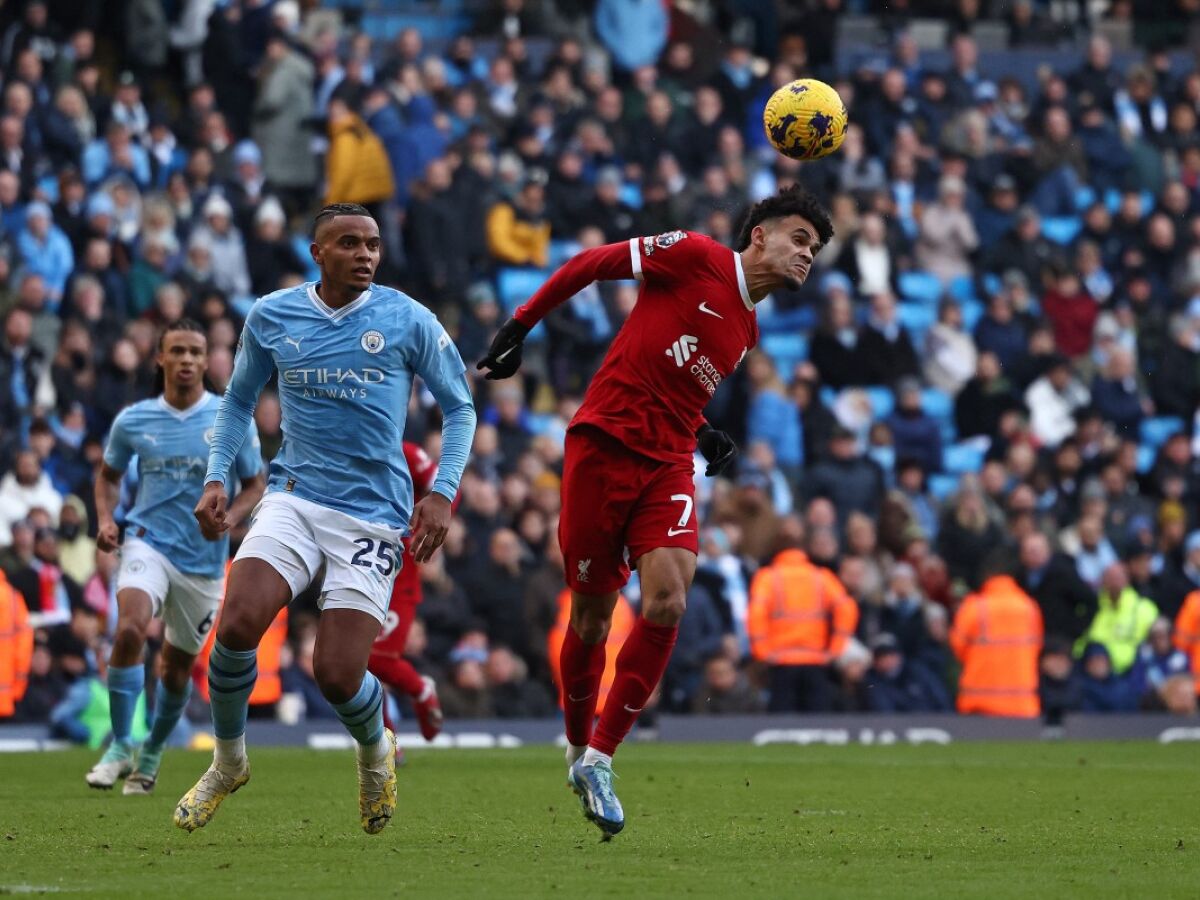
[478,187,833,836]
[367,442,444,743]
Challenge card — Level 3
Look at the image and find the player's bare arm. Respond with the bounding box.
[93,462,123,553]
[219,472,267,536]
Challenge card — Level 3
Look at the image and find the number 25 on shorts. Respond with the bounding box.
[350,537,398,577]
[668,494,694,537]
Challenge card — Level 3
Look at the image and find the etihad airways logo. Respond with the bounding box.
[282,367,384,400]
[666,334,698,367]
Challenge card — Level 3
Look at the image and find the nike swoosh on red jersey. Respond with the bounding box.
[667,527,694,537]
[698,301,723,318]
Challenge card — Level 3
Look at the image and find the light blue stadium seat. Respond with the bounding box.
[761,332,809,375]
[981,273,1001,298]
[620,184,643,209]
[291,235,319,280]
[865,386,895,419]
[942,441,986,474]
[1104,187,1121,213]
[948,275,976,304]
[1042,216,1081,245]
[819,386,837,408]
[897,303,937,343]
[960,298,984,330]
[1136,444,1156,474]
[496,267,551,341]
[898,271,943,306]
[1139,416,1185,450]
[921,388,953,420]
[928,473,961,502]
[1074,185,1096,210]
[549,240,579,267]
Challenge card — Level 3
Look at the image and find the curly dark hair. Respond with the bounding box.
[311,202,374,238]
[734,186,834,252]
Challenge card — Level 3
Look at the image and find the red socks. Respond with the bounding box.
[559,624,607,747]
[590,618,678,757]
[368,652,427,699]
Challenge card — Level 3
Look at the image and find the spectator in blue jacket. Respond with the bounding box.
[865,633,952,712]
[886,376,943,475]
[1090,347,1146,439]
[81,121,150,188]
[973,290,1028,374]
[594,0,668,73]
[16,201,73,310]
[1079,642,1138,712]
[745,350,803,477]
[1129,617,1190,707]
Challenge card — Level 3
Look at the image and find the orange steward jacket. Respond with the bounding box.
[748,549,858,665]
[950,575,1043,717]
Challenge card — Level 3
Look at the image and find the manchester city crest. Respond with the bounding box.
[361,330,385,354]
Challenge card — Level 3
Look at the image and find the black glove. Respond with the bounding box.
[696,423,737,477]
[476,317,531,380]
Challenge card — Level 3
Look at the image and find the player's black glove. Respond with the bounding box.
[696,423,737,477]
[476,317,531,380]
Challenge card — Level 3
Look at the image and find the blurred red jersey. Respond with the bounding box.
[515,231,758,464]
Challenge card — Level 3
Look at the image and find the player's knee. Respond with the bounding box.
[643,581,688,626]
[314,659,365,706]
[214,602,265,652]
[112,618,148,653]
[571,613,611,645]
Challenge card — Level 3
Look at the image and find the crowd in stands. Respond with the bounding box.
[3,0,1200,741]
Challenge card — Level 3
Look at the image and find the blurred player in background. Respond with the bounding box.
[478,186,833,836]
[367,441,444,746]
[177,204,475,835]
[87,319,265,794]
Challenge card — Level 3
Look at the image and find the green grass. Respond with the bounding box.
[1,742,1198,898]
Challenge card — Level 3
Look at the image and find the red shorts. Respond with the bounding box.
[559,425,699,594]
[371,545,420,657]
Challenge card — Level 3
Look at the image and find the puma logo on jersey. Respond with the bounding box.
[576,558,591,583]
[698,301,722,319]
[666,334,698,367]
[141,433,158,445]
[283,336,303,353]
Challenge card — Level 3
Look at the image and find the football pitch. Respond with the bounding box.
[2,742,1197,898]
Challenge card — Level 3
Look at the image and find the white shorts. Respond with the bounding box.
[115,539,224,656]
[235,492,403,624]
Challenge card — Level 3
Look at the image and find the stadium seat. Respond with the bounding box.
[1042,216,1082,245]
[981,273,1001,298]
[1136,444,1156,474]
[1074,185,1096,211]
[865,386,895,419]
[548,240,579,267]
[291,236,320,281]
[960,298,984,330]
[898,271,943,306]
[897,302,937,343]
[921,388,953,420]
[942,441,986,474]
[948,275,976,304]
[819,386,837,408]
[496,267,550,312]
[928,473,960,501]
[761,332,809,375]
[1139,416,1185,450]
[620,184,643,209]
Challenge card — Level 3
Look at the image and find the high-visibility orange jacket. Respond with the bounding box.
[0,571,32,717]
[548,589,635,712]
[1174,591,1200,697]
[951,575,1043,717]
[748,549,858,666]
[196,563,287,705]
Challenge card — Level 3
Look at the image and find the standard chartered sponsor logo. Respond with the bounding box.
[689,354,723,395]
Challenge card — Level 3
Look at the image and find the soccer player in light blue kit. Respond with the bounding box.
[86,319,265,794]
[175,204,476,835]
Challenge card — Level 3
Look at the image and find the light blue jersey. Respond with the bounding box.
[206,282,476,530]
[104,393,263,578]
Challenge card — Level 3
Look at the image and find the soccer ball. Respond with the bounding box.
[763,79,849,161]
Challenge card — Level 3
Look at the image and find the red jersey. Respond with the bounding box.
[515,231,758,464]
